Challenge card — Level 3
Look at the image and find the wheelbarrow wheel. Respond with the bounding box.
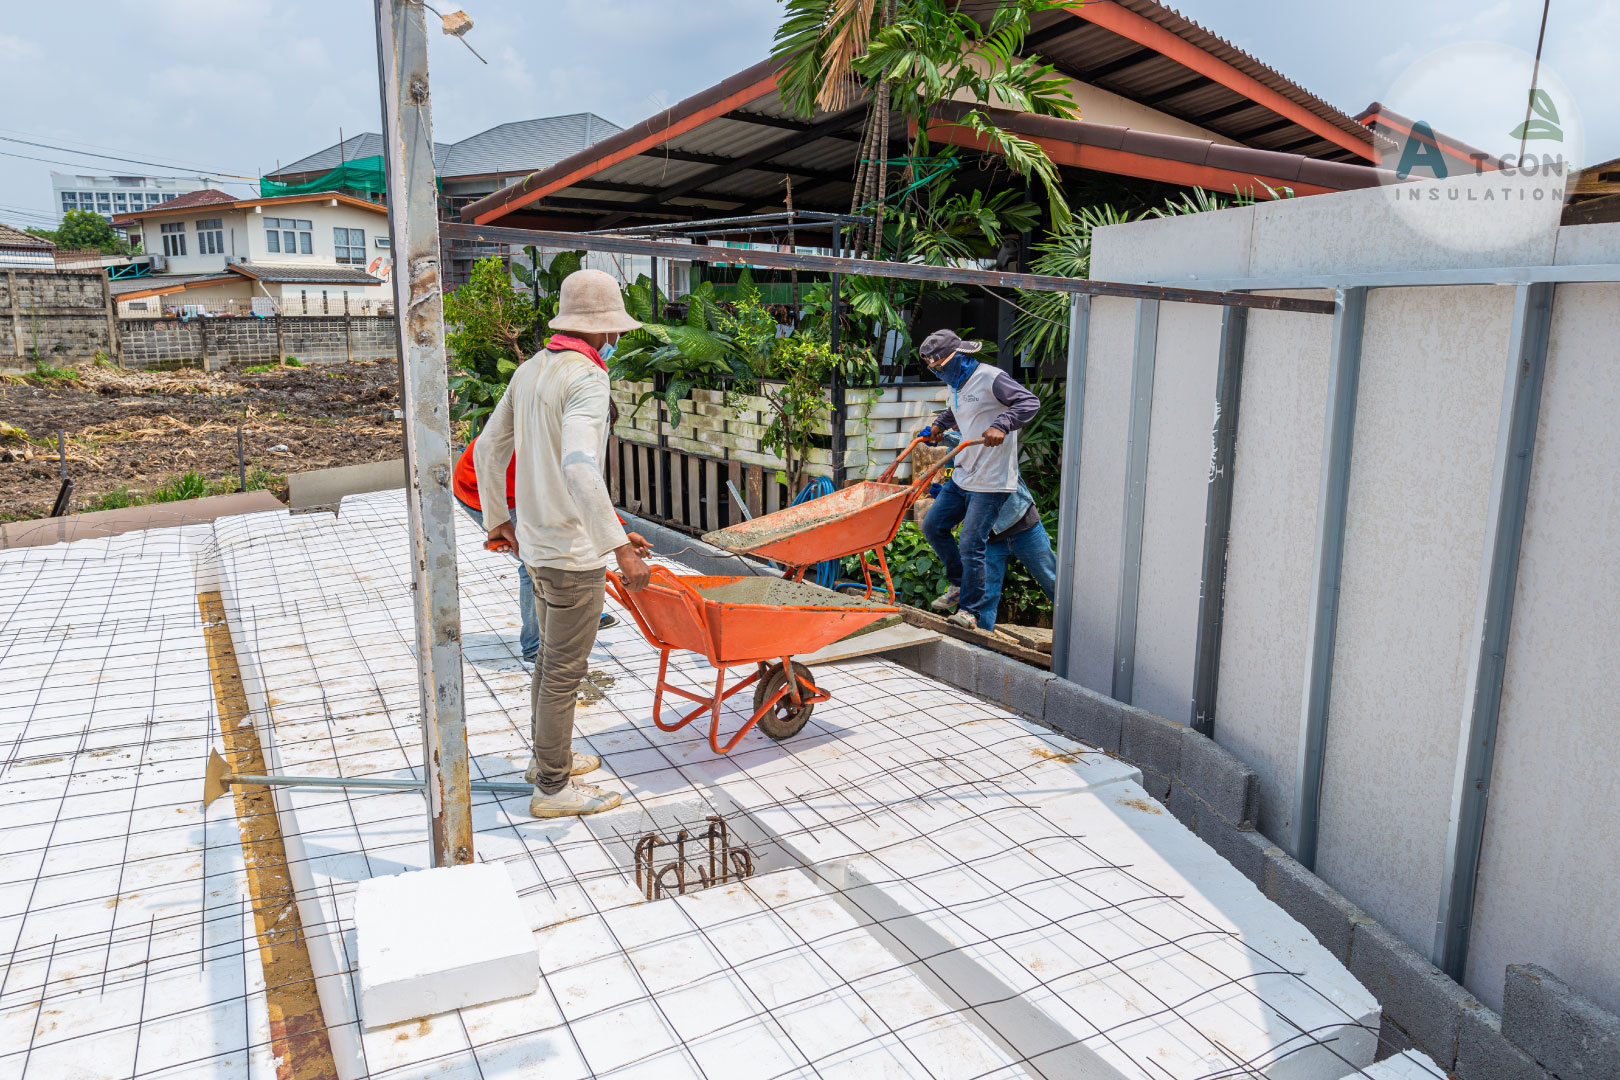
[753,661,817,742]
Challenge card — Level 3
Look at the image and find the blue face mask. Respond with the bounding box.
[929,351,977,391]
[599,341,616,362]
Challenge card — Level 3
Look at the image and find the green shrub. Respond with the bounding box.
[284,356,303,367]
[84,487,140,512]
[243,363,277,374]
[31,352,75,382]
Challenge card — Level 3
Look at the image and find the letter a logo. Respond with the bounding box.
[1396,121,1449,180]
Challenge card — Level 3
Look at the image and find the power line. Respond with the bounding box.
[0,134,258,179]
[0,125,232,176]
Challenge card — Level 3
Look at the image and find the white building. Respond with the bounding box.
[109,189,392,317]
[49,171,224,222]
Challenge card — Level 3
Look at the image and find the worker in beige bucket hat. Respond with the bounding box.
[475,267,650,819]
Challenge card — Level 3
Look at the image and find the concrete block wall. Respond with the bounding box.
[1,268,113,365]
[117,314,399,369]
[889,635,1619,1079]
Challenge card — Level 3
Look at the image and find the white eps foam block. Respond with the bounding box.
[1361,1050,1448,1079]
[355,862,537,1029]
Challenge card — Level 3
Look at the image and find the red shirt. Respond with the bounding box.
[452,436,515,511]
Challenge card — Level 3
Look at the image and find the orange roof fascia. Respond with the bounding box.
[471,72,782,225]
[116,276,240,301]
[1068,3,1376,163]
[123,191,386,219]
[927,120,1338,198]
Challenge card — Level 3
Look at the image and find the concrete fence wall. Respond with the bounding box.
[1,267,115,364]
[1059,177,1620,1026]
[117,314,399,370]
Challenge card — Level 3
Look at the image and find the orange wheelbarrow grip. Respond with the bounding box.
[904,437,985,499]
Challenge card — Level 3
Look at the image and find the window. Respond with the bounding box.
[265,217,312,255]
[374,236,390,249]
[160,221,186,257]
[113,193,127,211]
[128,301,148,310]
[196,217,224,255]
[334,227,366,264]
[61,193,77,211]
[96,192,111,210]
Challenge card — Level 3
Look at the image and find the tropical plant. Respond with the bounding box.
[1018,376,1065,514]
[773,0,1080,255]
[841,522,949,609]
[608,277,746,427]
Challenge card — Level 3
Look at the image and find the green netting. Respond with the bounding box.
[259,155,388,197]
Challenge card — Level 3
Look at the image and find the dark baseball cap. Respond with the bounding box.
[918,329,983,361]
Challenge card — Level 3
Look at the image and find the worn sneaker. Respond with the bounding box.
[930,586,961,613]
[529,779,622,819]
[525,752,601,785]
[946,610,978,630]
[599,612,619,630]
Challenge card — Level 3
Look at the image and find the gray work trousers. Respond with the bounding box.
[526,564,606,794]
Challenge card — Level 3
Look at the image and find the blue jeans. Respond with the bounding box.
[979,519,1058,632]
[921,478,1010,630]
[456,497,539,662]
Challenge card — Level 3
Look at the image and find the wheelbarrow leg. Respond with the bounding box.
[875,546,896,606]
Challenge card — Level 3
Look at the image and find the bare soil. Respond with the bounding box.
[0,361,403,521]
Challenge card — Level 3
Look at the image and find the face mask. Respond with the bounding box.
[599,341,616,362]
[929,351,976,391]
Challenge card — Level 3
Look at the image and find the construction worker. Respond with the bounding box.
[475,268,652,819]
[914,329,1038,631]
[926,429,1057,632]
[453,435,619,667]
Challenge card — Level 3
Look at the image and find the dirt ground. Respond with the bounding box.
[0,360,403,521]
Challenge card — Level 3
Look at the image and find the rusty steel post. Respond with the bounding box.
[374,0,472,866]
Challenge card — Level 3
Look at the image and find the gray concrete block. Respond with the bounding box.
[1263,849,1361,965]
[1196,815,1271,888]
[1502,964,1620,1080]
[1167,782,1199,831]
[1137,766,1172,801]
[931,636,979,691]
[1120,707,1187,779]
[1042,679,1123,753]
[1458,1001,1551,1080]
[1004,664,1055,720]
[974,648,1017,703]
[1349,917,1478,1067]
[1376,1013,1420,1061]
[1178,731,1260,826]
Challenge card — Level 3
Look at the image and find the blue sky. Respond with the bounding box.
[1,1,1614,231]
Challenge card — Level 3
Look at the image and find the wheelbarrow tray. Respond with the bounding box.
[624,574,899,665]
[702,481,914,567]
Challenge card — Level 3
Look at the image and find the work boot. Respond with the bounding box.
[529,779,621,818]
[930,585,961,613]
[525,751,601,784]
[947,610,978,630]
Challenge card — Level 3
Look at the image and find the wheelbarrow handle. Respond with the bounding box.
[906,438,985,495]
[878,435,929,485]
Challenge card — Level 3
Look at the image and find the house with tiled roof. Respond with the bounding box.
[0,221,56,268]
[108,190,391,318]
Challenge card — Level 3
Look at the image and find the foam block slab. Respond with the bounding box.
[356,862,537,1029]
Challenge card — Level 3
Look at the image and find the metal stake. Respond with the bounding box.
[1112,300,1159,704]
[830,224,845,487]
[374,0,472,866]
[1292,286,1367,868]
[1433,281,1554,979]
[237,426,247,491]
[57,430,65,481]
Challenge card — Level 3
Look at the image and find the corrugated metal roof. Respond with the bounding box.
[269,114,620,183]
[438,113,622,177]
[232,264,383,285]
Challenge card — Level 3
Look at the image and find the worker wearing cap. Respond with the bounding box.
[915,329,1039,631]
[475,268,652,819]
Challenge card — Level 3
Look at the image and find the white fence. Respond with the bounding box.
[1053,175,1620,1020]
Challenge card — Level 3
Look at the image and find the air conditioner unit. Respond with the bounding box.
[149,253,167,272]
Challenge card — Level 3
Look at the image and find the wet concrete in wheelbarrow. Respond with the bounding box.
[694,576,892,609]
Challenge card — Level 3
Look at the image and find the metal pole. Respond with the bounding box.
[829,225,844,487]
[237,426,247,491]
[1190,306,1249,735]
[1433,281,1553,978]
[1291,286,1367,868]
[374,0,472,867]
[57,429,65,481]
[1049,295,1090,681]
[1112,300,1159,704]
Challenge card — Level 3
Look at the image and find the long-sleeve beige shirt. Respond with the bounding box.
[474,348,628,571]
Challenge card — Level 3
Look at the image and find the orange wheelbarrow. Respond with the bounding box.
[606,569,898,754]
[701,436,981,601]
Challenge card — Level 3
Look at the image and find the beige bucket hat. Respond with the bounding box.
[548,268,642,334]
